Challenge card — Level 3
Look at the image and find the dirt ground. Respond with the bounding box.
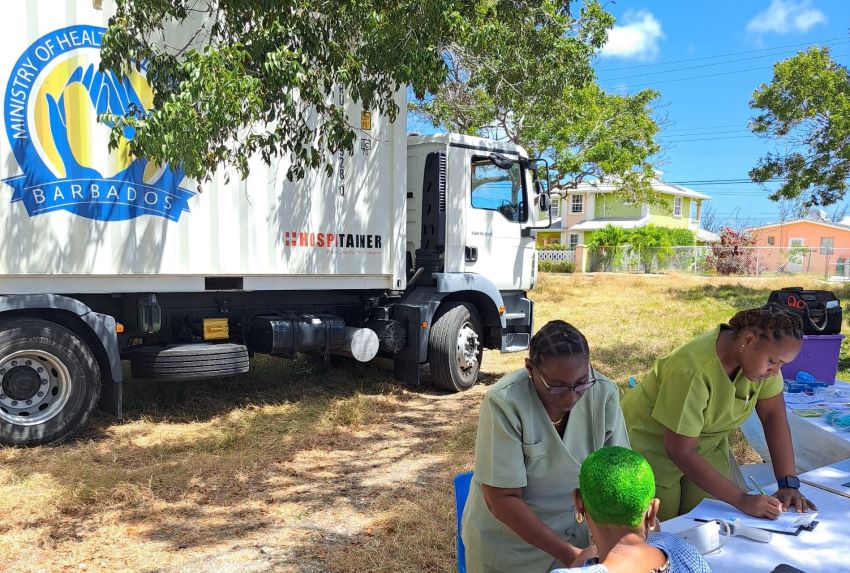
[3,273,831,573]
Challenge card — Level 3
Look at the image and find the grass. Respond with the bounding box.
[1,274,848,573]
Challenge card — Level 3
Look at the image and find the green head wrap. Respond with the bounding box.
[579,446,656,528]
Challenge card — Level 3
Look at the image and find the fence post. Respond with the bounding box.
[575,244,587,273]
[755,248,761,277]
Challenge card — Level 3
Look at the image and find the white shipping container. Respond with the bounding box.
[0,0,406,293]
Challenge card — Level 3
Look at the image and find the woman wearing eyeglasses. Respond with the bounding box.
[461,320,630,573]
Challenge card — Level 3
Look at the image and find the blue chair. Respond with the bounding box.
[453,471,474,573]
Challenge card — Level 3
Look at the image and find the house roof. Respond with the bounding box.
[696,229,720,243]
[571,178,711,201]
[746,218,850,233]
[531,217,564,234]
[570,215,652,231]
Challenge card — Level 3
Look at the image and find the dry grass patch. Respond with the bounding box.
[1,273,848,572]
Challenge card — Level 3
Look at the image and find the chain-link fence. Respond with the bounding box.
[586,246,850,279]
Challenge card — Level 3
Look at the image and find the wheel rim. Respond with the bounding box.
[0,350,71,426]
[455,321,480,375]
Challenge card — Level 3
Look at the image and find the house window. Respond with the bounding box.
[550,197,561,218]
[569,233,579,249]
[571,194,583,214]
[789,238,804,248]
[767,236,775,246]
[673,196,682,218]
[820,237,835,255]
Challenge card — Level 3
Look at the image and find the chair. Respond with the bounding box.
[453,471,474,573]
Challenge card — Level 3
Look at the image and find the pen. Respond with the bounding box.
[748,475,768,495]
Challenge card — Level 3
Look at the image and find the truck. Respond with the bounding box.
[0,0,552,446]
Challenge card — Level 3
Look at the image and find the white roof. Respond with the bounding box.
[746,218,850,233]
[406,133,529,158]
[531,217,564,233]
[571,215,652,231]
[571,177,711,201]
[696,229,720,243]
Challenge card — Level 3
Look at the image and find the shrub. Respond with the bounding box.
[538,260,575,273]
[706,227,757,275]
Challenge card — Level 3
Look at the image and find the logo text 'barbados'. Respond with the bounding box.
[2,25,193,222]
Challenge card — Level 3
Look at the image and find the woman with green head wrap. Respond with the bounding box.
[552,447,711,573]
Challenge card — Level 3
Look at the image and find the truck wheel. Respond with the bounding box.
[0,319,101,446]
[428,303,483,392]
[130,343,250,380]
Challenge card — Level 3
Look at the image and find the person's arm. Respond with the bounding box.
[473,389,582,563]
[663,428,783,519]
[602,377,630,448]
[755,393,816,512]
[481,485,580,564]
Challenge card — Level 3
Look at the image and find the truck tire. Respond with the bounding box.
[0,319,101,446]
[130,343,250,381]
[428,303,483,392]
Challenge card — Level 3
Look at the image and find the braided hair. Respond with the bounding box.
[728,302,803,342]
[529,320,589,365]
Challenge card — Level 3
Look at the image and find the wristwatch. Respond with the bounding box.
[777,475,800,489]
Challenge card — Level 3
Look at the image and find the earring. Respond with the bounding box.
[575,511,584,524]
[739,344,745,354]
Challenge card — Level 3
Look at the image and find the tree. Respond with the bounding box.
[586,224,627,271]
[627,225,673,274]
[749,47,850,207]
[99,0,477,181]
[410,1,661,205]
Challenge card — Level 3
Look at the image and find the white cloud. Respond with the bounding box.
[600,10,664,61]
[747,0,827,35]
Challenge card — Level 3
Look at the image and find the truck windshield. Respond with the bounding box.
[470,158,527,222]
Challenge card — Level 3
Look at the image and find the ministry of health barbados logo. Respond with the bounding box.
[2,25,193,222]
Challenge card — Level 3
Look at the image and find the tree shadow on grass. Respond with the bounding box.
[0,353,484,572]
[670,284,773,310]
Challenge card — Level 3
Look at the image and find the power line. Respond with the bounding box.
[608,52,849,87]
[662,135,757,143]
[600,39,850,81]
[663,123,747,132]
[660,128,751,137]
[595,35,850,72]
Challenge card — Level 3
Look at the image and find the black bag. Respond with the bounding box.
[767,287,842,335]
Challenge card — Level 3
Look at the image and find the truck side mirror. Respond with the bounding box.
[489,153,515,170]
[538,192,552,213]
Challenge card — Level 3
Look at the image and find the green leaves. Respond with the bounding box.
[410,1,660,204]
[100,0,474,182]
[749,47,850,206]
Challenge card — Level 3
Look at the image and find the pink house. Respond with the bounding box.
[747,218,850,276]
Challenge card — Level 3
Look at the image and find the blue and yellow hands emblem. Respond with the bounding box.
[3,25,193,222]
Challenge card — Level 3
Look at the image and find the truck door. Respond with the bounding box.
[463,154,535,290]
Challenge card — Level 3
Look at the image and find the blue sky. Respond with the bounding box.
[409,0,849,228]
[595,0,849,227]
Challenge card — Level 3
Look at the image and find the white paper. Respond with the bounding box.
[683,499,818,534]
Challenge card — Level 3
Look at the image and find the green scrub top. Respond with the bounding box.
[461,368,630,573]
[621,326,784,515]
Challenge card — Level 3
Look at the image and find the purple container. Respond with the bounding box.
[781,334,845,384]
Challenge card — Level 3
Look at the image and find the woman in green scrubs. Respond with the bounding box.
[461,320,630,573]
[622,304,816,521]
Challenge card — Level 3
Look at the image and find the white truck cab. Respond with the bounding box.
[0,1,553,446]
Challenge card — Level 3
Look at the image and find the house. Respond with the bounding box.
[747,218,850,276]
[535,172,718,248]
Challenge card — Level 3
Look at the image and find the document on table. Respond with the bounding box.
[683,499,818,534]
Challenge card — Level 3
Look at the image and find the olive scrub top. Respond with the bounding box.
[621,325,784,519]
[461,368,630,573]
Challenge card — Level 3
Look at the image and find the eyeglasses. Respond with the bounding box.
[534,362,598,395]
